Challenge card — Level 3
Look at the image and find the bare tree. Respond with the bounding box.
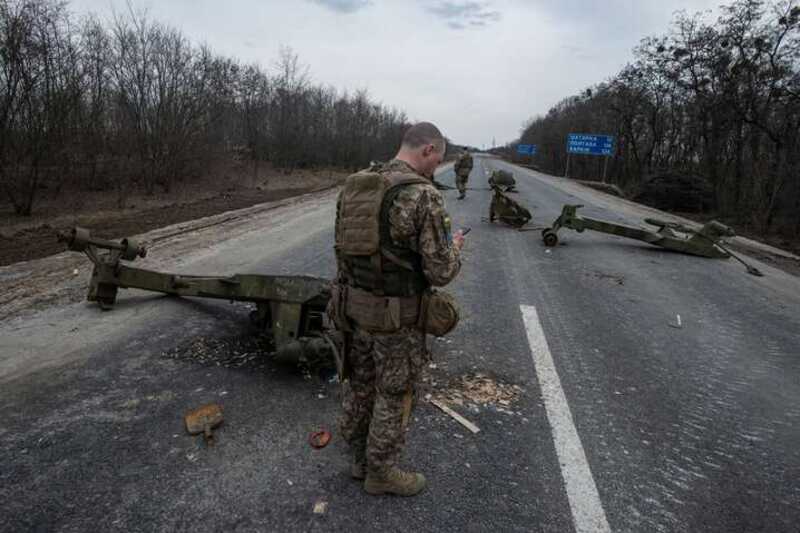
[2,0,413,216]
[520,0,800,236]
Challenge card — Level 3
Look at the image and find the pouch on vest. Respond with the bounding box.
[419,289,460,337]
[337,170,387,256]
[345,287,421,333]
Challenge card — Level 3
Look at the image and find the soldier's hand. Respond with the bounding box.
[453,230,466,251]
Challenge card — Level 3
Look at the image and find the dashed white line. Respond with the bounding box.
[520,304,611,533]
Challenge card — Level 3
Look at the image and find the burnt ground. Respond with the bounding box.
[0,166,346,267]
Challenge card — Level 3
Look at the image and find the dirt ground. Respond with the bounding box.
[0,165,346,267]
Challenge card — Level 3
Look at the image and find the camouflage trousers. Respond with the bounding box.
[455,173,469,195]
[339,326,427,474]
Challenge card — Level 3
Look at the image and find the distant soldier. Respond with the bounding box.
[489,183,531,227]
[329,122,465,496]
[488,169,517,192]
[453,150,473,199]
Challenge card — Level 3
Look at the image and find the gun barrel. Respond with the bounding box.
[58,227,146,259]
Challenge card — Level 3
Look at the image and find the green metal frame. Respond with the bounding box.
[58,227,339,364]
[541,204,733,259]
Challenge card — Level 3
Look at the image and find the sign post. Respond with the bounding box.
[566,133,615,182]
[517,144,537,166]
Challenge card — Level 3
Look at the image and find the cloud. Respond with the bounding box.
[426,1,501,30]
[306,0,371,14]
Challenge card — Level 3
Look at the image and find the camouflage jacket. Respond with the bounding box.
[454,153,473,175]
[335,159,461,287]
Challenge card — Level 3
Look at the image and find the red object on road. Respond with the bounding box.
[309,430,332,449]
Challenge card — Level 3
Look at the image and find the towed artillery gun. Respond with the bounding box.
[57,227,344,366]
[541,204,763,275]
[488,169,517,192]
[488,184,532,228]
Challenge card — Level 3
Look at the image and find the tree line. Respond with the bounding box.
[0,0,410,215]
[517,0,800,236]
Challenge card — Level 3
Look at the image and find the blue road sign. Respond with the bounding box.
[566,134,614,156]
[517,144,537,155]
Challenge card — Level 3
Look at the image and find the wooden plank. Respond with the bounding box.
[430,398,480,434]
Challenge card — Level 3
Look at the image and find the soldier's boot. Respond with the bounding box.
[351,447,367,480]
[458,192,465,200]
[364,467,427,496]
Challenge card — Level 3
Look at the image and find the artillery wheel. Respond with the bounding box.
[121,237,146,260]
[543,230,559,247]
[67,227,91,252]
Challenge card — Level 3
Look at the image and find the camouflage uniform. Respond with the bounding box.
[336,159,461,475]
[453,152,473,199]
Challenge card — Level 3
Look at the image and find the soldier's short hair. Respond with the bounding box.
[402,122,445,151]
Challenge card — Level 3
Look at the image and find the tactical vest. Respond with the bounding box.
[336,166,430,297]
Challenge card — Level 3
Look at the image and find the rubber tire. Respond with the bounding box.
[543,231,559,247]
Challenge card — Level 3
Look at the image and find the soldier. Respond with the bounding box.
[330,122,465,496]
[453,149,473,199]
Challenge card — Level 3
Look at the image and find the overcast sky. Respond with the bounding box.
[69,0,723,148]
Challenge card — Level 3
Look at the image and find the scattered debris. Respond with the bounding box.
[432,373,523,408]
[164,334,274,371]
[184,403,224,444]
[309,430,332,449]
[313,501,328,515]
[430,398,480,434]
[586,271,625,286]
[121,398,141,409]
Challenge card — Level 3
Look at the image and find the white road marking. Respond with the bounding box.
[520,304,611,533]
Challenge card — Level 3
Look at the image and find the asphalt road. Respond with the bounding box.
[1,156,799,532]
